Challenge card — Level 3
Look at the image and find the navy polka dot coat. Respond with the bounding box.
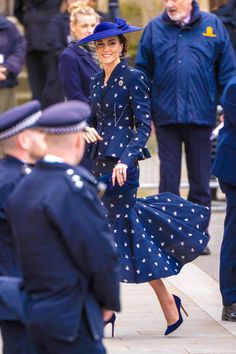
[87,59,151,166]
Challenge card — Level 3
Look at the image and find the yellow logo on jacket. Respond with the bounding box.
[202,26,217,37]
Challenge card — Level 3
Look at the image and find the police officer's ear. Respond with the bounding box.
[17,130,31,151]
[75,132,86,163]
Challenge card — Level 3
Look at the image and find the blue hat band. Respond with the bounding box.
[43,121,87,135]
[0,111,42,141]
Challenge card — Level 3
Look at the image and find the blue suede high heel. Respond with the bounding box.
[104,313,116,337]
[164,295,188,336]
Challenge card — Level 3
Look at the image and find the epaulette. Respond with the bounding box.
[77,166,107,197]
[64,167,85,192]
[64,166,107,197]
[76,165,97,186]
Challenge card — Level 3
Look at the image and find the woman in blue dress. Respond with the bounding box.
[79,18,210,336]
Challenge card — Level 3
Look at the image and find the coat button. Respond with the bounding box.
[24,167,32,175]
[71,175,80,182]
[66,169,74,175]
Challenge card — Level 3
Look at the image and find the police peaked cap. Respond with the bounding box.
[0,101,42,141]
[36,101,90,134]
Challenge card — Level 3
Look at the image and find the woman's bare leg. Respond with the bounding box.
[149,279,179,325]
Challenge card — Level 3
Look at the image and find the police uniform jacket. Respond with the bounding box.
[212,76,236,186]
[0,156,28,276]
[6,160,120,342]
[135,0,236,127]
[87,59,151,167]
[59,45,100,103]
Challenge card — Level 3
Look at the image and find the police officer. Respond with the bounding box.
[0,101,46,354]
[6,101,120,354]
[212,76,236,321]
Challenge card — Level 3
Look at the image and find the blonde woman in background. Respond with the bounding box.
[59,3,100,102]
[43,0,93,107]
[42,0,88,107]
[59,3,100,171]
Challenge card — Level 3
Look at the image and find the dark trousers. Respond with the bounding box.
[219,181,236,306]
[155,124,212,209]
[30,314,106,354]
[26,51,50,104]
[0,320,37,354]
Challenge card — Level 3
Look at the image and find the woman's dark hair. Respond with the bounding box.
[118,35,128,58]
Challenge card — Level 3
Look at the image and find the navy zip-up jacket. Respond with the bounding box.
[0,16,26,89]
[212,75,236,185]
[135,1,236,127]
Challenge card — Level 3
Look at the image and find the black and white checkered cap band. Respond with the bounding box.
[43,121,87,134]
[0,111,42,141]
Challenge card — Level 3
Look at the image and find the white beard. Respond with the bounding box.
[167,10,187,22]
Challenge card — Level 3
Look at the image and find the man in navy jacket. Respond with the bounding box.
[6,101,120,354]
[0,15,26,113]
[212,76,236,321]
[136,0,236,254]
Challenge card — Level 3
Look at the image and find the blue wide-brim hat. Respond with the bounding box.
[77,17,143,45]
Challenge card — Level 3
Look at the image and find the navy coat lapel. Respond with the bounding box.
[101,60,128,100]
[74,45,99,72]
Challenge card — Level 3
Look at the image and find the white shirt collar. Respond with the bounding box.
[43,154,64,163]
[182,14,191,24]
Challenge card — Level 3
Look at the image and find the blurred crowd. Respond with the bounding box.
[1,0,236,113]
[0,0,111,113]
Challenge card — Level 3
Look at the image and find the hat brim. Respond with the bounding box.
[77,26,143,46]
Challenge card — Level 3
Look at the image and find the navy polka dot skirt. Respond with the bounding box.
[94,160,210,284]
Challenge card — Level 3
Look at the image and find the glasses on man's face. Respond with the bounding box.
[95,40,119,49]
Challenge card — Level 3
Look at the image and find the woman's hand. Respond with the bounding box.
[83,127,103,143]
[112,162,128,187]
